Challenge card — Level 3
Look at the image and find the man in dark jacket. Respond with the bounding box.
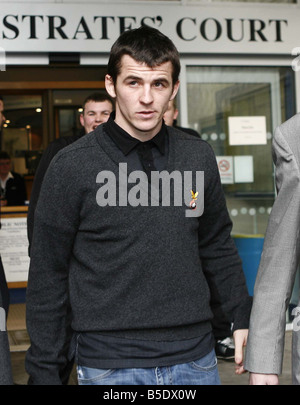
[0,151,27,207]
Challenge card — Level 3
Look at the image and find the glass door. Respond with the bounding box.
[185,66,294,235]
[184,66,295,298]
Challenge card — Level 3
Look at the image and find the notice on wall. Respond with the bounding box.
[216,156,234,184]
[217,155,254,184]
[228,116,267,145]
[0,217,29,283]
[234,156,254,183]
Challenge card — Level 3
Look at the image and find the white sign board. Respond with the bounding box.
[234,156,254,183]
[0,3,298,55]
[228,116,267,146]
[0,217,29,283]
[216,156,234,184]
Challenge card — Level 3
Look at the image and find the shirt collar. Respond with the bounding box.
[0,172,13,188]
[104,112,166,156]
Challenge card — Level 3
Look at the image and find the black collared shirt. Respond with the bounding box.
[103,113,168,177]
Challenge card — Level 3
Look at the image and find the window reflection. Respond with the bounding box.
[186,66,295,234]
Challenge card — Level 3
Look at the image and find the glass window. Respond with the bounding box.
[186,66,295,236]
[1,94,43,175]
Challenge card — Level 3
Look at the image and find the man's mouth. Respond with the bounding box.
[138,111,155,118]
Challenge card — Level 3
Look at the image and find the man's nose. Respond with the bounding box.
[140,86,153,104]
[94,114,104,123]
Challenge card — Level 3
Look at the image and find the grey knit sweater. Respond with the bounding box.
[25,125,251,384]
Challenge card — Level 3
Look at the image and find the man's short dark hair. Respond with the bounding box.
[0,151,10,160]
[82,92,114,110]
[107,26,181,86]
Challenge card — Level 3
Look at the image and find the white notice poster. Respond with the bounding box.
[0,217,29,283]
[228,116,267,145]
[234,156,254,183]
[216,156,234,184]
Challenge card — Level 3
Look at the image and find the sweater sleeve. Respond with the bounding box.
[198,143,252,332]
[25,152,80,384]
[27,138,74,253]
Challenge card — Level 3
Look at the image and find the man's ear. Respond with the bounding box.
[173,109,179,121]
[79,114,84,127]
[105,75,116,99]
[170,80,180,101]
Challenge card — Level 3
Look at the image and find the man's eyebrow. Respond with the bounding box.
[153,77,170,84]
[124,75,170,84]
[124,75,142,81]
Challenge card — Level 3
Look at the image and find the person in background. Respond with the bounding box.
[0,151,27,207]
[25,26,251,385]
[245,113,300,385]
[163,98,200,137]
[26,92,114,385]
[163,98,235,361]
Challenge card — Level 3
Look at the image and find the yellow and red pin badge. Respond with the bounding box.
[189,190,198,209]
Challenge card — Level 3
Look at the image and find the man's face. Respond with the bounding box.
[80,100,113,134]
[163,100,179,126]
[105,55,179,141]
[0,159,11,176]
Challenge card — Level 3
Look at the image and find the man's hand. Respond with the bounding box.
[249,373,279,385]
[233,329,248,375]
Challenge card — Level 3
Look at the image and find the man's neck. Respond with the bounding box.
[0,172,11,181]
[114,114,163,142]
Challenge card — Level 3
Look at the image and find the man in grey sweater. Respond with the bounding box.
[25,26,251,385]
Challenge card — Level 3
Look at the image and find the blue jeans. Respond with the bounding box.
[77,349,220,385]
